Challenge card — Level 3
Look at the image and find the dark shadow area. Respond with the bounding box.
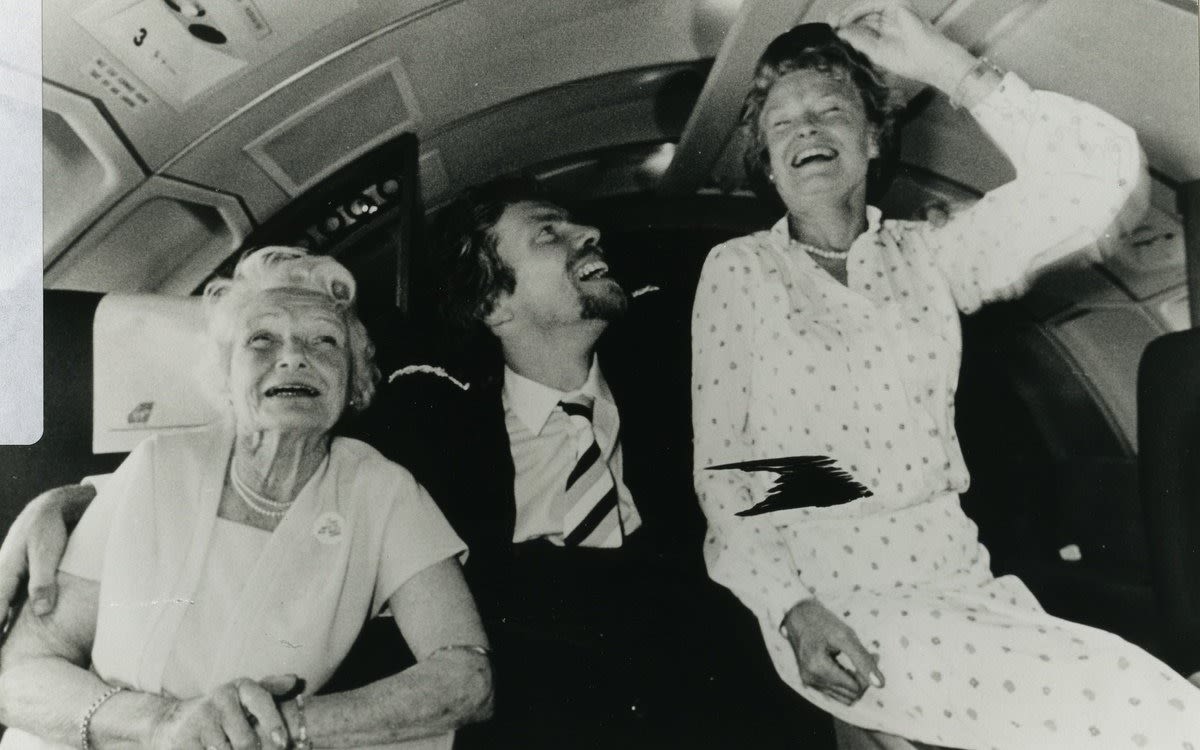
[957,303,1160,657]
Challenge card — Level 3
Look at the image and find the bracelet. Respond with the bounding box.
[427,644,491,659]
[292,694,312,750]
[79,685,124,750]
[949,56,1004,109]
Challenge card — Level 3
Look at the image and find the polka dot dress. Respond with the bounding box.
[691,75,1199,748]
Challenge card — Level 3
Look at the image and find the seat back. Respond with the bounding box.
[0,291,125,536]
[1,290,222,536]
[1137,327,1200,674]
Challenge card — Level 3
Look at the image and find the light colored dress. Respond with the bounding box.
[1,424,466,750]
[691,74,1200,749]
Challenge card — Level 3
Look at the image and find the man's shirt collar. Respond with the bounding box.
[503,357,613,436]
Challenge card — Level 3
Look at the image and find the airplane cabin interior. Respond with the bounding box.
[1,0,1199,746]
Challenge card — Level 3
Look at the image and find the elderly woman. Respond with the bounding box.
[691,2,1199,748]
[0,247,491,749]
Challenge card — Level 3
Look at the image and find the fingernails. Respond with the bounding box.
[870,673,884,688]
[271,729,286,747]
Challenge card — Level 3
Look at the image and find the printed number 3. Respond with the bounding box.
[134,27,147,46]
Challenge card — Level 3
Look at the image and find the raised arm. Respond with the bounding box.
[280,557,492,747]
[837,0,1147,311]
[0,483,97,624]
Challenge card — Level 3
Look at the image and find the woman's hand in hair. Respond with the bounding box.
[832,0,976,93]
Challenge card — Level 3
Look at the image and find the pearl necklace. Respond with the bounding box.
[794,240,850,261]
[230,460,292,519]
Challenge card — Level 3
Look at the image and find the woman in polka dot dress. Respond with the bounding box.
[690,3,1200,748]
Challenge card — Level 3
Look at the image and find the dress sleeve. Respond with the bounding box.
[371,471,469,617]
[922,73,1148,313]
[79,474,113,494]
[691,244,810,631]
[60,439,155,581]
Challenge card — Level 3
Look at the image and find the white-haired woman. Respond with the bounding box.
[0,247,492,749]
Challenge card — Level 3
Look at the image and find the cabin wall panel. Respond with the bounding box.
[45,176,253,295]
[42,82,148,267]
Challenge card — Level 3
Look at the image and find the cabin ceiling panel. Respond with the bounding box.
[45,0,704,172]
[426,102,662,193]
[422,72,694,202]
[43,0,455,169]
[362,0,702,141]
[981,0,1200,181]
[166,63,698,222]
[242,59,421,196]
[798,0,957,27]
[158,32,426,222]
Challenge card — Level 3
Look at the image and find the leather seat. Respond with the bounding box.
[1137,326,1200,676]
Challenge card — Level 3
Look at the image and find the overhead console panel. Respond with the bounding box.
[45,176,253,295]
[73,0,358,112]
[42,82,146,267]
[243,59,421,197]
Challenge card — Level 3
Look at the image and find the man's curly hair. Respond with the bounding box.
[433,176,547,336]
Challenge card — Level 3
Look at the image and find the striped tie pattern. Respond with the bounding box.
[559,395,623,548]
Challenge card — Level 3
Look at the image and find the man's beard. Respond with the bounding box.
[579,282,628,321]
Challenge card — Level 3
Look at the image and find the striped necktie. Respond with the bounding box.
[558,395,623,548]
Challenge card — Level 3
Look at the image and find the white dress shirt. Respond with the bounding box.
[503,357,642,545]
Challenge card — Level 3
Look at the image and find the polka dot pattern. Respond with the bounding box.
[691,75,1195,747]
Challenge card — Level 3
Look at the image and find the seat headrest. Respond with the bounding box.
[92,294,223,453]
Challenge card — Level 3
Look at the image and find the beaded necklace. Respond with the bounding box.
[230,459,292,519]
[794,240,850,261]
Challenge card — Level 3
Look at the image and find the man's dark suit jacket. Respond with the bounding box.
[367,284,705,609]
[331,285,825,747]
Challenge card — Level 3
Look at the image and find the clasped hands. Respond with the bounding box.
[149,674,303,750]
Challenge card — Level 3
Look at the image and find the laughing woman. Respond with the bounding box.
[691,2,1200,748]
[0,248,491,749]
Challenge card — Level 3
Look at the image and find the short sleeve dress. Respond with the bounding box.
[0,424,467,750]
